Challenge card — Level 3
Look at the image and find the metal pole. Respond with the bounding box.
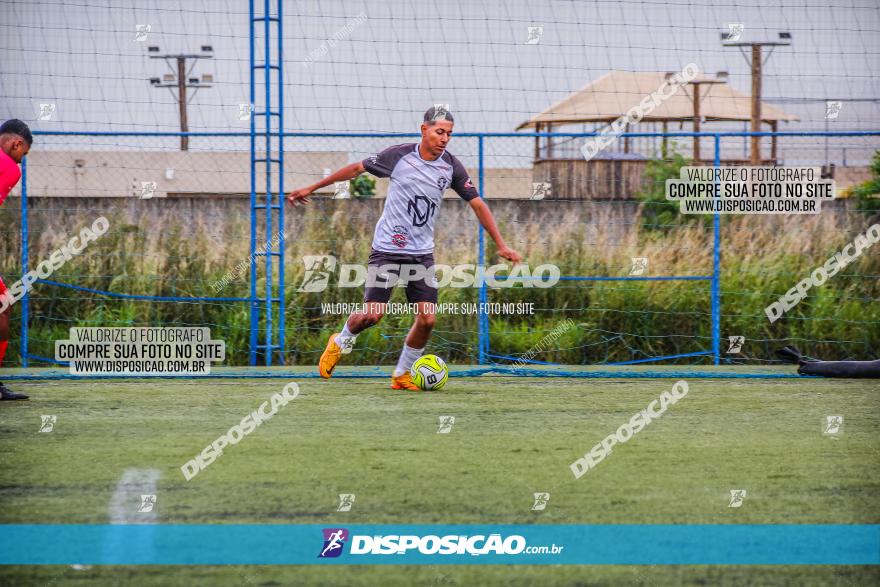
[477,135,487,365]
[711,134,721,365]
[19,157,29,367]
[693,85,701,162]
[248,0,258,365]
[277,0,285,365]
[263,0,273,366]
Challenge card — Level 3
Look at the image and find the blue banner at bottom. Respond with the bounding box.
[0,525,877,565]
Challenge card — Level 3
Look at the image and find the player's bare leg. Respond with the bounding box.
[391,302,435,390]
[0,306,28,401]
[346,302,387,334]
[318,302,386,379]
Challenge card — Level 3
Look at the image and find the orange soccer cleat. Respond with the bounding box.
[390,371,422,391]
[318,333,352,379]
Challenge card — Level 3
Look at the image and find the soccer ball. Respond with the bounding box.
[411,355,449,391]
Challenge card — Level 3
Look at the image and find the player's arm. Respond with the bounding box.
[288,144,412,207]
[449,154,522,263]
[468,198,522,263]
[287,162,365,206]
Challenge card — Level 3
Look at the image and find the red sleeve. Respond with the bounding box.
[0,153,22,206]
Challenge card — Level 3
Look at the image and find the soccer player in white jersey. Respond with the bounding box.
[288,107,521,390]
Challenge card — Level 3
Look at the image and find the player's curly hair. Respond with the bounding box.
[0,119,33,146]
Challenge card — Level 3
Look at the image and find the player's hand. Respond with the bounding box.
[287,188,313,206]
[498,246,523,263]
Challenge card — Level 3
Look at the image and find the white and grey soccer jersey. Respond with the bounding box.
[362,143,479,254]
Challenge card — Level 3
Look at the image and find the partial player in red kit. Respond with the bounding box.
[0,119,33,400]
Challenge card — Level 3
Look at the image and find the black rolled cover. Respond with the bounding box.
[798,359,880,378]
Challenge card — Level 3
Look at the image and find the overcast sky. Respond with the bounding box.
[1,0,878,163]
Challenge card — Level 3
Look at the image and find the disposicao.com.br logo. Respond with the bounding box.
[317,528,564,558]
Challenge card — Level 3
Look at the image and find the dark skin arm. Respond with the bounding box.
[468,197,522,263]
[287,162,365,206]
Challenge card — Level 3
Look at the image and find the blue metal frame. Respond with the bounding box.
[248,0,258,366]
[277,0,286,367]
[248,0,285,366]
[477,135,488,364]
[19,157,29,368]
[15,125,880,372]
[711,134,722,365]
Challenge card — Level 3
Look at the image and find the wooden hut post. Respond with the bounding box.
[770,120,778,164]
[662,121,668,159]
[534,122,541,161]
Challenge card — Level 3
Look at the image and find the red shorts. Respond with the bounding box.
[0,275,5,295]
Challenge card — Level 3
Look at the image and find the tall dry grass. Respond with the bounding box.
[0,196,876,366]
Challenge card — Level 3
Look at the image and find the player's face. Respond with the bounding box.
[5,137,29,164]
[420,120,453,158]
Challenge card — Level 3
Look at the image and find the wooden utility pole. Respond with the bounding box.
[147,46,214,151]
[750,44,762,165]
[721,32,791,166]
[177,57,189,151]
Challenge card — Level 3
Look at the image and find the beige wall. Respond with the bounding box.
[834,166,874,191]
[13,151,349,198]
[9,151,871,200]
[12,150,536,200]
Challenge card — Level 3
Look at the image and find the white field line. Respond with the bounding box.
[93,468,162,566]
[109,468,161,524]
